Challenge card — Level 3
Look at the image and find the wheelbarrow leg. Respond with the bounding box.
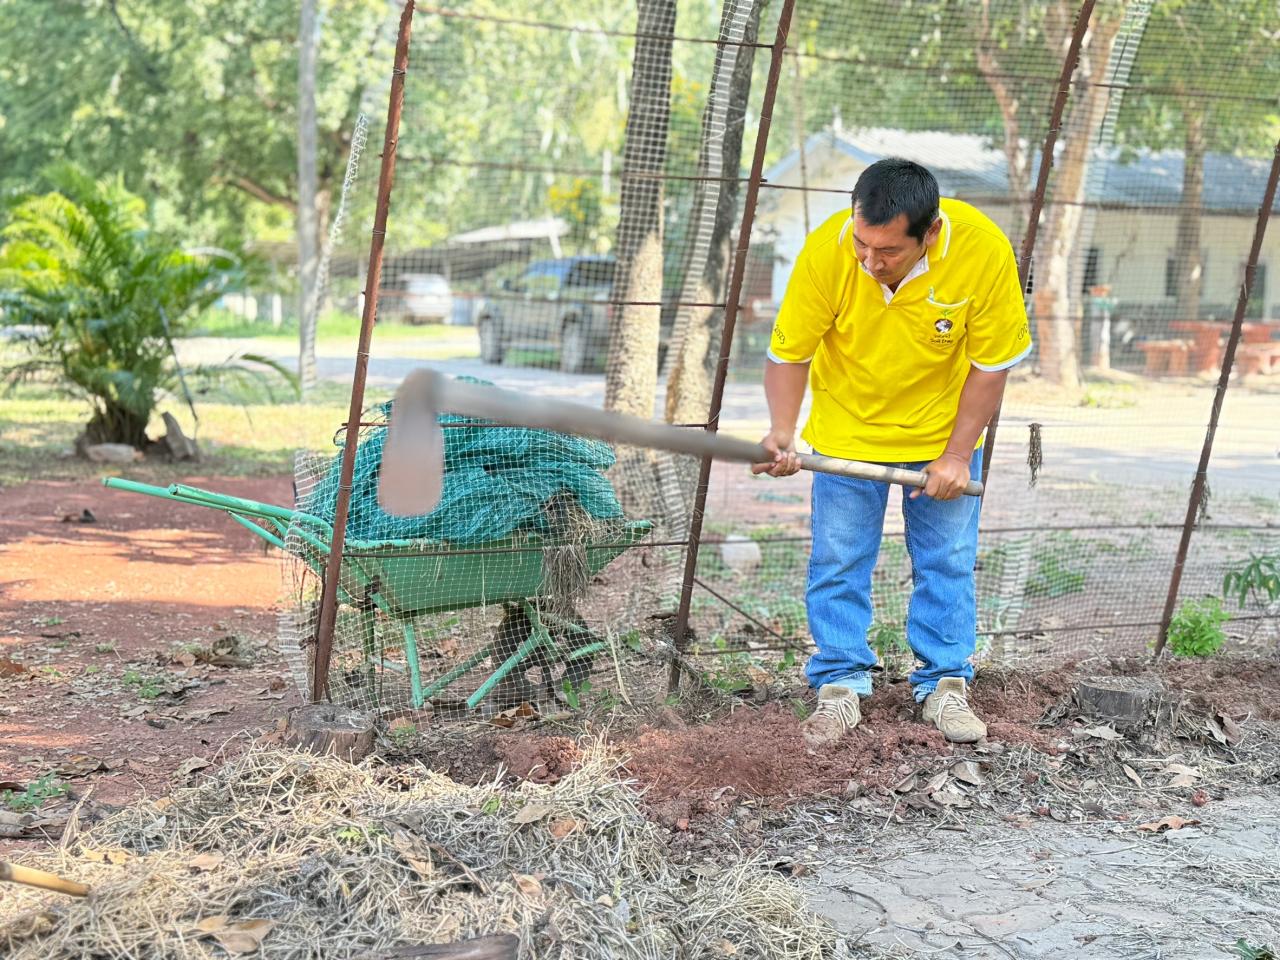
[419,643,493,703]
[466,601,553,709]
[358,606,378,693]
[403,622,425,709]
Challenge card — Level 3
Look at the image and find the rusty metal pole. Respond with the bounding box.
[980,0,1096,490]
[312,1,416,702]
[667,0,797,693]
[1153,139,1280,658]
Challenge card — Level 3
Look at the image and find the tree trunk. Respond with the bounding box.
[84,403,150,450]
[604,0,677,419]
[662,0,765,427]
[297,0,321,397]
[975,0,1030,245]
[1031,3,1122,387]
[1173,104,1206,324]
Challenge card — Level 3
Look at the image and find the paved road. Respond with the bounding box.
[176,335,1280,499]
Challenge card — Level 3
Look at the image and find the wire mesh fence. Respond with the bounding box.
[275,0,1279,713]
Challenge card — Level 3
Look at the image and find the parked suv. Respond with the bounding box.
[476,256,617,373]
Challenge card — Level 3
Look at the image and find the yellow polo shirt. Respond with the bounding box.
[768,198,1031,462]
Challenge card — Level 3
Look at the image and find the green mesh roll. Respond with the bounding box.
[304,383,623,544]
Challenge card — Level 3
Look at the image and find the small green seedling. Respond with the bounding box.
[1166,597,1230,658]
[1,774,67,812]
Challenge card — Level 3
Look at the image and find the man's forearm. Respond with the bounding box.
[942,367,1009,459]
[763,359,810,436]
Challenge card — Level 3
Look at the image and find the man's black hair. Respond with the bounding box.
[850,158,940,242]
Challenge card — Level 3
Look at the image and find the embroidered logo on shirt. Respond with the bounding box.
[934,318,953,334]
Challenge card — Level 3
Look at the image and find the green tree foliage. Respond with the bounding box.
[0,0,390,248]
[0,166,294,448]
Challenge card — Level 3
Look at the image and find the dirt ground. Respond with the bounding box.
[3,474,1280,957]
[0,475,303,828]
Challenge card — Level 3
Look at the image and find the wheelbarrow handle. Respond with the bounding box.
[380,370,982,517]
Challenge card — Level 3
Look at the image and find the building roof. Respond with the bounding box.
[766,127,1280,213]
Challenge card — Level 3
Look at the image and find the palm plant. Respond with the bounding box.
[0,165,294,450]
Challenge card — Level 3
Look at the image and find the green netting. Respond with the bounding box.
[304,382,623,544]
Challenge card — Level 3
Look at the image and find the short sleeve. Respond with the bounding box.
[966,244,1032,372]
[768,242,837,364]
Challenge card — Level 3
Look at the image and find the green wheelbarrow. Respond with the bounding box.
[103,478,651,711]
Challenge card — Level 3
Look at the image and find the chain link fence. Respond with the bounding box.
[293,0,1279,711]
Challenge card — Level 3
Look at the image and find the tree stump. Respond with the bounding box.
[1075,676,1160,729]
[286,705,375,762]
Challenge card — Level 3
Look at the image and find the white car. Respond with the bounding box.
[400,273,453,324]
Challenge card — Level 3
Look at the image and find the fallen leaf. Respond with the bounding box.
[390,831,434,879]
[179,707,232,723]
[256,690,286,701]
[0,811,32,838]
[120,705,150,719]
[81,847,132,865]
[710,940,739,957]
[195,915,230,934]
[1081,725,1122,741]
[0,780,25,793]
[1204,717,1229,746]
[190,852,225,871]
[893,773,918,794]
[1137,815,1201,833]
[267,676,287,691]
[171,652,198,668]
[1122,764,1143,788]
[951,760,985,786]
[932,785,973,808]
[923,771,949,794]
[547,818,582,840]
[1218,714,1244,746]
[176,757,212,778]
[513,873,542,897]
[512,803,553,825]
[595,894,615,908]
[675,817,690,831]
[213,919,274,955]
[56,755,106,778]
[0,657,28,677]
[1162,764,1200,789]
[490,703,540,728]
[1191,790,1210,807]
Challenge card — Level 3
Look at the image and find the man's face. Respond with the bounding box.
[851,208,941,287]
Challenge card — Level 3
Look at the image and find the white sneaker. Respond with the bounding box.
[800,684,861,746]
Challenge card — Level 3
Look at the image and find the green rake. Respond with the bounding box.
[103,477,651,710]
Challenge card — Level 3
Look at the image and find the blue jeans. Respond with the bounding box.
[805,448,982,702]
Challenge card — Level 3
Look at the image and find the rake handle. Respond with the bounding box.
[0,861,90,897]
[431,375,983,497]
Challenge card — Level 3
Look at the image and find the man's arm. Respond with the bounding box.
[751,359,810,477]
[912,366,1008,500]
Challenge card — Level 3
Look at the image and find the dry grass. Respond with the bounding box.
[0,744,845,960]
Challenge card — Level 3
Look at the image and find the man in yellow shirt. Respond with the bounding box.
[754,158,1030,745]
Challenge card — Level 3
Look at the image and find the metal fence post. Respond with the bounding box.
[667,0,798,692]
[312,1,416,702]
[1154,139,1280,658]
[981,0,1097,490]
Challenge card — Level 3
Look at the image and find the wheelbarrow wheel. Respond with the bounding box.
[488,602,600,709]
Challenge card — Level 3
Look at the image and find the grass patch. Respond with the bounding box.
[190,308,469,344]
[0,381,356,487]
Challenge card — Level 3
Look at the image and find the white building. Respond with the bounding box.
[756,126,1279,324]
